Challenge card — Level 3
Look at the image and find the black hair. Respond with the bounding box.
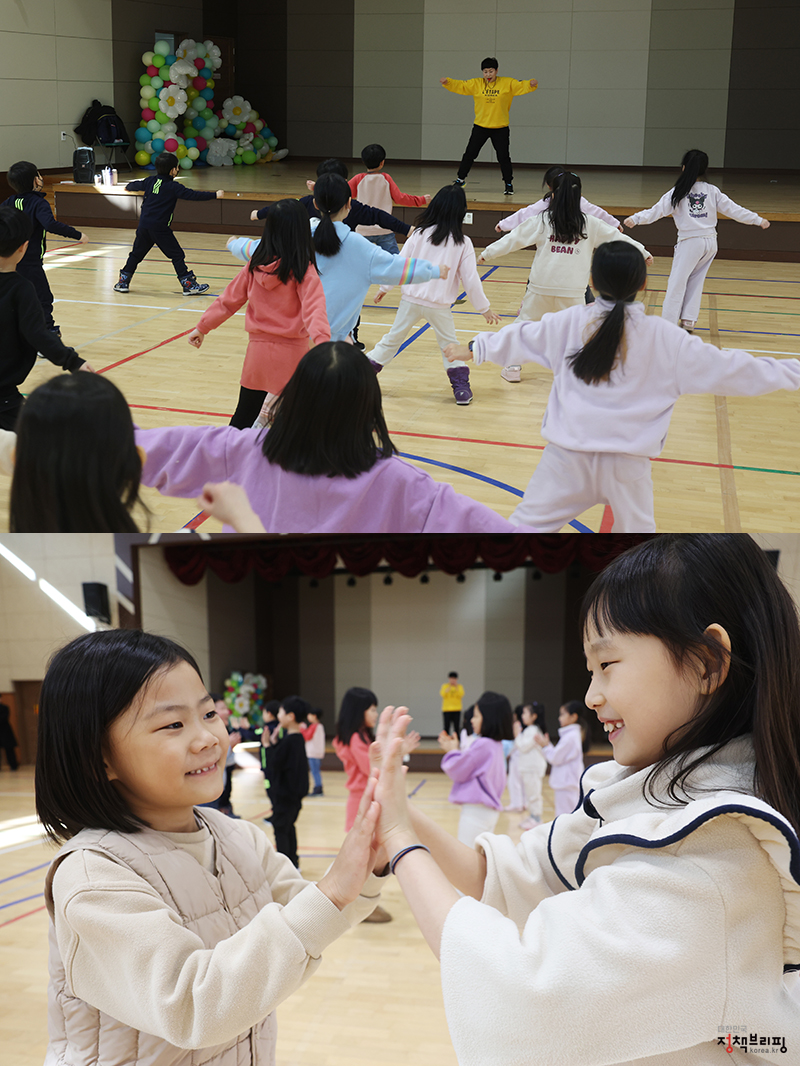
[548,171,587,244]
[155,152,179,175]
[541,165,566,201]
[519,701,543,725]
[561,700,591,751]
[209,692,223,703]
[7,161,39,194]
[280,695,311,724]
[361,143,385,170]
[317,158,348,179]
[580,534,800,833]
[0,203,33,256]
[264,700,280,718]
[309,707,324,720]
[10,374,145,532]
[312,172,351,256]
[335,687,378,746]
[448,671,458,678]
[474,691,514,741]
[567,241,647,386]
[249,198,316,284]
[35,630,204,843]
[670,149,709,209]
[414,185,466,246]
[481,57,498,69]
[262,341,397,477]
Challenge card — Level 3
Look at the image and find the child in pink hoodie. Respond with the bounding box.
[187,199,329,429]
[536,699,587,817]
[439,691,514,847]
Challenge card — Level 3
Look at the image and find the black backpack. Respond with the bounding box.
[96,113,128,144]
[75,100,129,146]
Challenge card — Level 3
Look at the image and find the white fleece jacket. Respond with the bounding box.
[440,736,800,1066]
[498,196,620,232]
[480,213,649,298]
[628,182,765,242]
[471,300,800,456]
[379,229,491,312]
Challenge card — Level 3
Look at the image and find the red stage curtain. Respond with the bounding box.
[164,535,654,585]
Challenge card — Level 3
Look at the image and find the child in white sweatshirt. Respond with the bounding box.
[367,184,500,405]
[446,240,800,532]
[479,171,651,381]
[624,149,769,332]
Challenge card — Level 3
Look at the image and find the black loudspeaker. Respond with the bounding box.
[73,147,95,184]
[82,582,111,624]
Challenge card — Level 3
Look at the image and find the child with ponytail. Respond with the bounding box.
[478,172,651,382]
[446,241,800,532]
[624,149,769,332]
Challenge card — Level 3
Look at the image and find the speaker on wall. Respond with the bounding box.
[73,147,94,184]
[82,582,110,624]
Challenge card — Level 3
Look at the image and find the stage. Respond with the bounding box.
[51,158,800,261]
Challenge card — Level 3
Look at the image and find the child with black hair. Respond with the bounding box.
[348,144,431,254]
[270,696,311,867]
[115,152,223,295]
[0,205,91,431]
[624,149,769,332]
[438,692,514,847]
[301,708,326,796]
[534,700,586,817]
[447,240,800,532]
[1,161,87,335]
[514,701,548,829]
[135,341,538,533]
[36,629,387,1066]
[479,171,651,381]
[4,372,146,531]
[189,198,329,428]
[367,184,500,405]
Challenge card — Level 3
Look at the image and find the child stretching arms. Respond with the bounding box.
[367,184,500,405]
[624,149,769,332]
[535,699,586,817]
[447,241,800,532]
[189,199,329,428]
[37,629,387,1065]
[495,164,621,236]
[348,143,430,254]
[371,533,800,1066]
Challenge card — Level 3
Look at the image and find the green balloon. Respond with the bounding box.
[242,150,257,165]
[236,121,246,130]
[152,54,165,68]
[154,40,170,56]
[154,110,168,124]
[139,74,151,87]
[267,136,278,148]
[201,108,213,120]
[179,156,194,169]
[150,76,163,90]
[252,136,264,150]
[233,155,242,165]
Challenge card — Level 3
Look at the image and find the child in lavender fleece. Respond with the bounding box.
[438,692,514,847]
[535,699,586,817]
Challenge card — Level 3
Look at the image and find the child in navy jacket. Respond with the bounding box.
[115,152,223,295]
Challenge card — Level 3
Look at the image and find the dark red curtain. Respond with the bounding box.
[164,535,654,585]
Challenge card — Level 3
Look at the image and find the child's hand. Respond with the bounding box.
[482,309,501,325]
[440,77,448,85]
[250,210,260,221]
[374,289,387,303]
[623,217,635,228]
[535,732,549,747]
[402,730,421,756]
[423,194,431,204]
[439,264,450,279]
[645,254,654,265]
[617,224,625,232]
[196,482,265,532]
[513,720,522,737]
[761,219,771,229]
[228,730,242,748]
[529,79,538,89]
[317,775,380,910]
[445,342,472,363]
[437,730,459,753]
[372,707,416,849]
[76,232,89,245]
[477,254,486,263]
[187,328,204,348]
[216,190,224,198]
[306,179,316,192]
[78,362,96,373]
[495,223,504,233]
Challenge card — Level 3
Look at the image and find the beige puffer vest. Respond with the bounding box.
[44,808,277,1066]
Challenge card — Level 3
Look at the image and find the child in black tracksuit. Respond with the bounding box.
[0,206,89,430]
[1,161,87,335]
[115,152,223,295]
[269,696,311,868]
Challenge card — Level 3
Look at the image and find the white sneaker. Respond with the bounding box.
[501,365,521,382]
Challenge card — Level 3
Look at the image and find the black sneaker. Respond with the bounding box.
[453,177,466,187]
[504,183,514,195]
[181,272,210,295]
[114,273,131,292]
[353,339,366,351]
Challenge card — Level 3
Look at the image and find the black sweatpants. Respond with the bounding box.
[271,797,303,867]
[230,385,266,429]
[458,125,512,184]
[122,226,189,279]
[0,391,24,432]
[442,711,462,735]
[17,260,56,330]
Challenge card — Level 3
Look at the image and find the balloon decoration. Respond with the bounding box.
[134,38,288,170]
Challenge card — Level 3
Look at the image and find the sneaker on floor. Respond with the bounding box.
[362,905,393,923]
[453,177,466,187]
[504,182,514,195]
[113,273,131,292]
[311,787,323,796]
[501,365,521,382]
[181,273,210,295]
[447,365,473,404]
[352,339,366,351]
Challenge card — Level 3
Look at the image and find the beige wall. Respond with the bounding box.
[0,0,114,171]
[137,545,210,686]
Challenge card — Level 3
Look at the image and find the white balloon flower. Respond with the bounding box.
[159,86,188,119]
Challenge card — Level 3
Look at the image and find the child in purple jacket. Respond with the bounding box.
[535,699,587,817]
[438,692,514,847]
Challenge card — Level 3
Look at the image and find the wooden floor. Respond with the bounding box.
[2,162,800,532]
[0,761,556,1066]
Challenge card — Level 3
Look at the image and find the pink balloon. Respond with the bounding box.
[162,80,172,88]
[244,122,256,134]
[195,136,207,150]
[164,138,179,151]
[194,57,205,70]
[215,109,224,118]
[193,76,206,90]
[142,108,155,121]
[147,65,158,76]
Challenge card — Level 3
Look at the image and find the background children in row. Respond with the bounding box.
[513,702,548,829]
[348,143,430,254]
[269,695,311,868]
[301,707,326,796]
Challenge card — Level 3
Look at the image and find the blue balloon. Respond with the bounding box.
[225,123,237,136]
[200,68,212,79]
[262,128,272,138]
[200,87,214,100]
[151,138,165,153]
[199,148,209,162]
[192,115,205,130]
[134,127,150,143]
[165,54,176,66]
[184,137,197,148]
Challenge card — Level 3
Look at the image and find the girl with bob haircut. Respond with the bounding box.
[624,149,770,332]
[136,341,539,533]
[438,691,514,847]
[367,184,500,406]
[229,172,446,345]
[447,241,800,532]
[189,197,329,429]
[7,373,146,532]
[36,628,388,1066]
[478,172,650,382]
[369,534,800,1066]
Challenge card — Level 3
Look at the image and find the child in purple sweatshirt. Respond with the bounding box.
[438,692,514,847]
[536,700,586,817]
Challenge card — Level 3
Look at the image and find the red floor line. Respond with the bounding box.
[97,328,197,373]
[131,403,232,417]
[599,505,615,532]
[0,903,47,928]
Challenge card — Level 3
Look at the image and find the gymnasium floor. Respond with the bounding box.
[1,164,799,532]
[0,760,554,1066]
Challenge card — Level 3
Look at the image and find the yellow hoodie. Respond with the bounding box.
[443,76,536,128]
